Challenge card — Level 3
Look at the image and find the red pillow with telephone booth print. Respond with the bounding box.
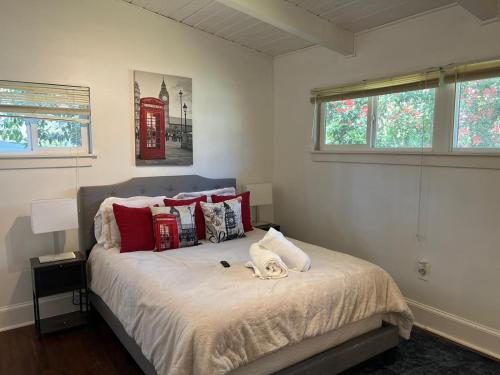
[153,214,180,251]
[164,195,207,240]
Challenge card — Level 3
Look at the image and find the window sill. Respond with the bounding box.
[311,150,500,169]
[0,153,97,170]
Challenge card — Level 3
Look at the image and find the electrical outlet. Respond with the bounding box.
[416,261,429,281]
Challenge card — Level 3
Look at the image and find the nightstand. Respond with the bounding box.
[30,251,88,337]
[254,223,280,232]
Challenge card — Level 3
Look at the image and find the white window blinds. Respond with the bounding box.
[311,58,500,103]
[0,81,90,125]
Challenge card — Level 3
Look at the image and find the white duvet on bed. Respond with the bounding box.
[88,229,413,375]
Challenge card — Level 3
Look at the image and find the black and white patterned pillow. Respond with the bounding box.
[151,203,198,247]
[200,197,246,243]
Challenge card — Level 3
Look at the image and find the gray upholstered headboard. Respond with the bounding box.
[77,175,236,253]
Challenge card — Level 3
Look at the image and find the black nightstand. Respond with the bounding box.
[30,252,88,337]
[254,223,280,232]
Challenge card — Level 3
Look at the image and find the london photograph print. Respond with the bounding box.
[134,70,193,166]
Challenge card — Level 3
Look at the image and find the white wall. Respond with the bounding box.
[273,5,500,354]
[0,0,273,329]
[1,0,498,356]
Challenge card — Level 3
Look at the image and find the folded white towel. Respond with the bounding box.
[258,228,311,272]
[246,243,288,280]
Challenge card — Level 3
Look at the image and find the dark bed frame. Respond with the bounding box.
[78,175,399,375]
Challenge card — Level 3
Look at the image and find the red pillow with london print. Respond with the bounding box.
[211,191,252,232]
[164,195,207,240]
[153,214,180,251]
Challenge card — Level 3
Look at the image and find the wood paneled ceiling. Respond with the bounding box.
[122,0,499,56]
[285,0,456,32]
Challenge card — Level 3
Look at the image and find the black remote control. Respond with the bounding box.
[220,260,230,268]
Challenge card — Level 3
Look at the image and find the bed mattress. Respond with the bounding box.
[88,229,413,375]
[232,313,382,375]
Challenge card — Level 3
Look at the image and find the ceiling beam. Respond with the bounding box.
[214,0,354,56]
[457,0,499,21]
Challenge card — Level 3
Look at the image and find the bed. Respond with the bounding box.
[78,175,413,375]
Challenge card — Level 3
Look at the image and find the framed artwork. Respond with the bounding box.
[134,70,193,166]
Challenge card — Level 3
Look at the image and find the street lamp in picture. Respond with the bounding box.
[183,103,188,148]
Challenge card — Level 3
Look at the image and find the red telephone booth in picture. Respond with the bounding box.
[140,97,165,160]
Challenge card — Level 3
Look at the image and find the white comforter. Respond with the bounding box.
[88,229,413,375]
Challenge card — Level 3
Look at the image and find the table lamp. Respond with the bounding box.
[243,183,273,225]
[31,198,78,263]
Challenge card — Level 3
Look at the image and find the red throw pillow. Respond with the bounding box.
[212,191,252,232]
[164,195,207,240]
[112,204,155,252]
[153,214,180,251]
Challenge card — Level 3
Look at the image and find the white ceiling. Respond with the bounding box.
[122,0,498,57]
[285,0,456,32]
[123,0,315,56]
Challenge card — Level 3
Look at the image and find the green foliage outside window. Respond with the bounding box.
[375,89,435,148]
[324,89,435,148]
[0,117,29,149]
[0,117,82,152]
[325,98,368,145]
[456,77,500,148]
[37,120,82,148]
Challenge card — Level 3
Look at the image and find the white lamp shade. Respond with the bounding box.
[31,198,78,234]
[244,183,273,206]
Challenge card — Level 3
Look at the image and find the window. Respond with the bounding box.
[321,87,436,150]
[324,98,369,146]
[314,58,500,154]
[454,77,500,149]
[374,89,435,148]
[0,81,91,155]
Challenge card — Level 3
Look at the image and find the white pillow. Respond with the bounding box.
[172,187,236,202]
[94,196,166,249]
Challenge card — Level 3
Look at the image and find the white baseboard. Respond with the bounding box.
[406,298,500,360]
[0,293,78,333]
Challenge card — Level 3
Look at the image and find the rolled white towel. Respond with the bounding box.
[258,228,311,272]
[245,243,288,280]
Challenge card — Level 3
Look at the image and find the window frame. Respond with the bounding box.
[319,90,437,153]
[317,78,500,155]
[319,97,374,152]
[0,121,91,157]
[0,80,92,157]
[1,121,90,155]
[451,79,500,154]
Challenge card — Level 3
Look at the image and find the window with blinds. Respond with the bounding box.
[0,80,91,154]
[312,58,500,153]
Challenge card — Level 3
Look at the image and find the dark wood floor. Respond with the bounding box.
[2,314,498,375]
[0,314,142,375]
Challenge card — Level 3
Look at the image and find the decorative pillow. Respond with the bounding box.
[95,196,166,249]
[152,203,198,247]
[212,191,252,232]
[200,198,246,243]
[173,187,236,202]
[152,214,180,251]
[164,196,207,240]
[112,204,155,253]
